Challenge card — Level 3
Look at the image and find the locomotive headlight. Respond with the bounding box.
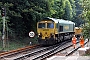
[38,34,41,37]
[38,33,42,37]
[38,34,40,35]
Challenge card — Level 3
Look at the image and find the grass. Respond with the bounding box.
[0,36,38,51]
[84,52,90,56]
[84,54,90,56]
[0,40,26,51]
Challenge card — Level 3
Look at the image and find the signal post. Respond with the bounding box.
[1,7,6,50]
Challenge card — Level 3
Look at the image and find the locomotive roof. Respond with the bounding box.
[45,17,75,24]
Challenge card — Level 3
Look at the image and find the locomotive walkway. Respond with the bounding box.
[47,39,90,60]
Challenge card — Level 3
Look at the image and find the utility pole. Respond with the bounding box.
[1,7,6,50]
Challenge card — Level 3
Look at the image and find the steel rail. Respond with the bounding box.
[11,39,88,60]
[32,41,74,60]
[0,45,39,57]
[13,42,64,60]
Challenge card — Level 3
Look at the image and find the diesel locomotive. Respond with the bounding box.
[37,17,75,45]
[74,27,82,37]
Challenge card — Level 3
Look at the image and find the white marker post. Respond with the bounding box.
[29,31,35,38]
[29,31,35,45]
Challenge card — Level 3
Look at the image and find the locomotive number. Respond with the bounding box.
[43,29,49,31]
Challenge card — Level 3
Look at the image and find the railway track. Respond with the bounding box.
[0,40,71,60]
[0,45,40,59]
[0,39,88,60]
[28,39,88,60]
[15,41,71,60]
[50,39,88,57]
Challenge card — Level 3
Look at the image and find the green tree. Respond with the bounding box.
[64,0,73,20]
[51,0,76,21]
[72,0,84,27]
[0,0,83,38]
[80,0,90,38]
[0,0,52,37]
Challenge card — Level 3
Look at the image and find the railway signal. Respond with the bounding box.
[1,7,6,50]
[1,7,6,17]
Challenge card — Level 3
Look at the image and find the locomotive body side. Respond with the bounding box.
[54,19,75,42]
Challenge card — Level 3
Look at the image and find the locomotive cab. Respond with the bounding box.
[37,20,55,45]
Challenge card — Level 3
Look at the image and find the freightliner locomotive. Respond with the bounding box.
[37,17,75,45]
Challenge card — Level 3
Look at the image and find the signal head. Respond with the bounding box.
[1,7,6,17]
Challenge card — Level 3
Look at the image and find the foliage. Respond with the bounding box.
[80,0,90,38]
[72,0,84,27]
[0,0,51,37]
[64,0,73,20]
[0,0,83,38]
[51,0,75,20]
[0,0,85,50]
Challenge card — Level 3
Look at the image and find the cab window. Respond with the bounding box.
[59,25,63,32]
[47,23,54,28]
[38,23,45,28]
